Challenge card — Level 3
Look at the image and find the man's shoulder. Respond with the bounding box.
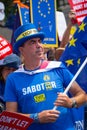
[41,60,66,69]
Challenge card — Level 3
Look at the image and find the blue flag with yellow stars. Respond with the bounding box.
[30,0,58,48]
[11,3,30,47]
[18,4,30,25]
[59,16,87,130]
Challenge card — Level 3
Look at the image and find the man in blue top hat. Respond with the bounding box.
[4,23,86,130]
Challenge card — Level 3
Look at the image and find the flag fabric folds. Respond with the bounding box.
[59,16,87,130]
[11,3,30,47]
[60,16,87,92]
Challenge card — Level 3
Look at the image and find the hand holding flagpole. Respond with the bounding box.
[53,57,87,110]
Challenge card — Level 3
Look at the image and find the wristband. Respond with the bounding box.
[30,113,39,123]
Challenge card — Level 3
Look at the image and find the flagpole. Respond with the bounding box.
[53,57,87,110]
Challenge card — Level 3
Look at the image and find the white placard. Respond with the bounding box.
[56,11,67,41]
[0,2,5,21]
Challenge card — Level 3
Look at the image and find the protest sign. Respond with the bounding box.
[0,111,33,130]
[30,0,58,48]
[56,11,67,41]
[11,2,30,46]
[0,36,12,60]
[0,2,5,21]
[68,0,87,24]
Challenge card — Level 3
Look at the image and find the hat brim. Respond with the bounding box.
[0,62,19,69]
[13,32,45,54]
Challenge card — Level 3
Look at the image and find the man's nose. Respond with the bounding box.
[36,41,42,47]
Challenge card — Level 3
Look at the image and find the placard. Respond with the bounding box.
[30,0,58,48]
[68,0,87,24]
[0,111,33,130]
[0,36,12,60]
[56,11,67,41]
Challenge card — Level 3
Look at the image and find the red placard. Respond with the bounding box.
[0,111,33,130]
[0,36,12,60]
[68,0,87,24]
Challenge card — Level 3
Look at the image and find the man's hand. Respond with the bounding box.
[38,110,60,123]
[54,93,72,108]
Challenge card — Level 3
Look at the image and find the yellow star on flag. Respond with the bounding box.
[78,22,86,32]
[77,58,81,65]
[65,59,74,66]
[69,37,77,47]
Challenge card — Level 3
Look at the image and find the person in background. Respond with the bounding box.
[43,47,56,61]
[55,10,77,60]
[0,53,21,112]
[4,23,86,130]
[47,47,56,61]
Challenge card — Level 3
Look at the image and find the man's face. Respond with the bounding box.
[19,37,44,60]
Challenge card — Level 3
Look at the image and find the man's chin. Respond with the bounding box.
[37,55,43,59]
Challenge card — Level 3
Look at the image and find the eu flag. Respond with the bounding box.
[59,16,87,130]
[17,4,30,25]
[30,0,58,48]
[11,3,30,47]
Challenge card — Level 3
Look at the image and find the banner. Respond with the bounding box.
[11,3,30,47]
[30,0,58,48]
[17,4,30,25]
[68,0,87,24]
[0,111,33,130]
[0,36,12,60]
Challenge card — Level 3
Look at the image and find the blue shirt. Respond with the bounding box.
[4,61,75,130]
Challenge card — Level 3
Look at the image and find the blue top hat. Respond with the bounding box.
[13,23,45,54]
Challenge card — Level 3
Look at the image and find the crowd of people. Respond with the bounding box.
[0,9,87,130]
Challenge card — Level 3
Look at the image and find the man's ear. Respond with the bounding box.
[19,47,24,54]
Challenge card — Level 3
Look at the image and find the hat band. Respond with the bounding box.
[16,29,38,41]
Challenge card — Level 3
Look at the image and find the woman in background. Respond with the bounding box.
[0,53,21,112]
